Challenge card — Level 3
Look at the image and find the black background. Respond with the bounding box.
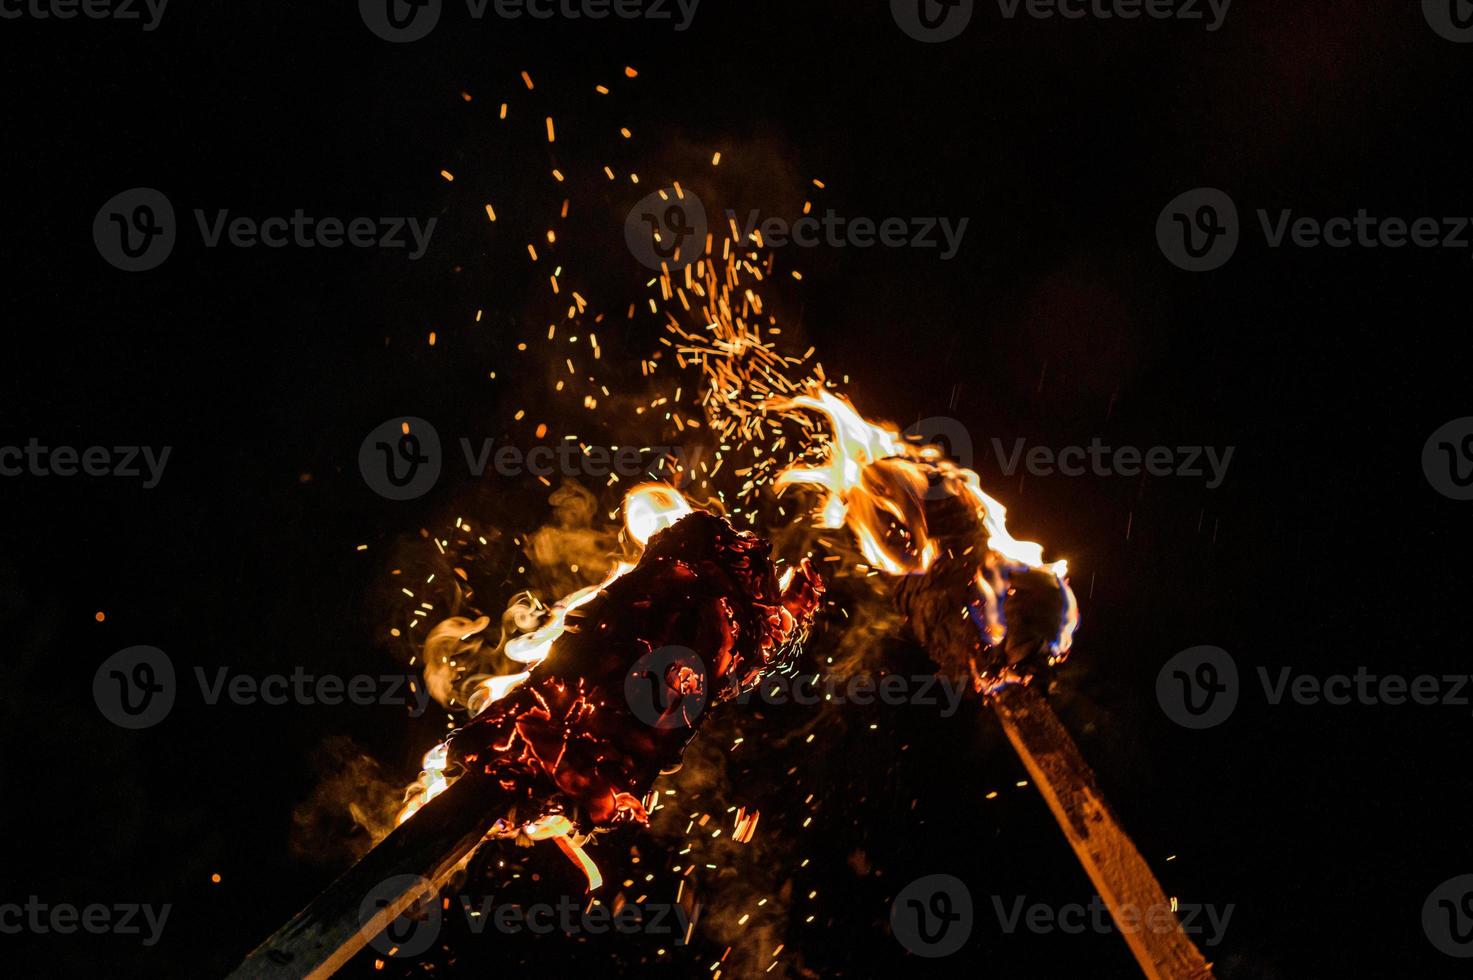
[3,1,1472,977]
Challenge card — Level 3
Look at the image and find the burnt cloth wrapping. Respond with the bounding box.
[889,469,1070,687]
[447,511,824,832]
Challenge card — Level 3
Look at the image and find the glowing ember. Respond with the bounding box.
[399,484,702,827]
[446,507,821,824]
[397,485,822,899]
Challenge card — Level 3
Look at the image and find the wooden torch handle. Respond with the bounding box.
[991,683,1215,980]
[229,775,510,980]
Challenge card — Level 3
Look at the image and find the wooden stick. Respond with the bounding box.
[885,484,1214,977]
[229,775,510,980]
[991,684,1215,980]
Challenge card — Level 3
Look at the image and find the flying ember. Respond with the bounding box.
[398,484,823,890]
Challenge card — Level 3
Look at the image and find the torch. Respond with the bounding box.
[231,496,824,978]
[774,389,1215,980]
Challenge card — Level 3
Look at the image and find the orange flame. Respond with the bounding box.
[397,484,696,828]
[624,482,694,547]
[774,388,1078,663]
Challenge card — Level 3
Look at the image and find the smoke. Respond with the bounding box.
[289,736,402,865]
[522,481,621,601]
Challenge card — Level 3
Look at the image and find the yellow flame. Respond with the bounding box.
[553,834,603,891]
[775,388,1064,571]
[773,390,907,528]
[398,484,695,827]
[501,566,632,668]
[465,671,533,715]
[774,387,1076,659]
[397,741,450,824]
[624,482,694,547]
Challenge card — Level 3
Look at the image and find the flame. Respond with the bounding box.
[475,484,691,703]
[774,391,936,575]
[774,387,1078,664]
[396,742,449,824]
[624,482,694,547]
[397,483,695,827]
[553,834,604,892]
[500,568,631,669]
[772,390,908,522]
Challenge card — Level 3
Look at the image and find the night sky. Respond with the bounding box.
[4,2,1473,977]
